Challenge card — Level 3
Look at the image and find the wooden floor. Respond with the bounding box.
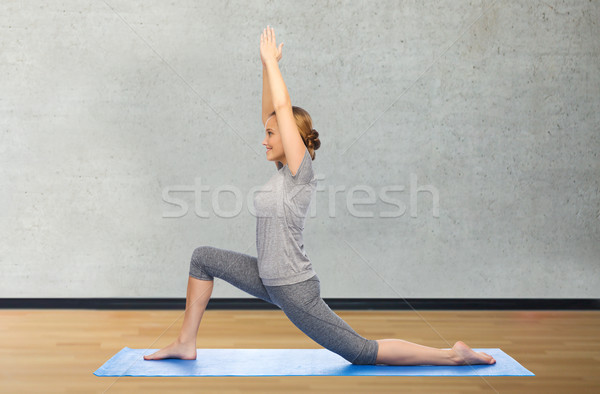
[1,309,599,393]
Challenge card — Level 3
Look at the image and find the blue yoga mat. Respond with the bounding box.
[94,347,534,377]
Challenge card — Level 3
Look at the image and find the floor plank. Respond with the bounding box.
[1,310,598,393]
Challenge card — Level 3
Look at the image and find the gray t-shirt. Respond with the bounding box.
[254,146,317,286]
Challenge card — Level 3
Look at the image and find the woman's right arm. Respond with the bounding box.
[262,64,279,170]
[261,35,283,124]
[262,63,275,125]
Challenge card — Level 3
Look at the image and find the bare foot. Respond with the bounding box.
[451,341,496,365]
[143,339,197,360]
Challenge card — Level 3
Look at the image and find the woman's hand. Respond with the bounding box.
[260,25,283,67]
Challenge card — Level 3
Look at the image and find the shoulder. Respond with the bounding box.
[283,148,314,185]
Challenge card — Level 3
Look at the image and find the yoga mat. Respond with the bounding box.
[94,347,534,377]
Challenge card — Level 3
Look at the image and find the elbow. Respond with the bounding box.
[273,99,291,112]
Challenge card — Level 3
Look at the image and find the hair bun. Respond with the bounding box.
[307,128,321,151]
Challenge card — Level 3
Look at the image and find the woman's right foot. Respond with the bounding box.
[451,341,496,365]
[143,339,197,360]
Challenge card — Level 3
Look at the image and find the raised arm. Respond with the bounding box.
[262,64,275,125]
[261,29,283,125]
[260,26,305,177]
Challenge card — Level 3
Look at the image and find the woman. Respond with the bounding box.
[144,26,496,366]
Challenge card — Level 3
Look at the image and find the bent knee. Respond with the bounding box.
[192,245,213,259]
[190,246,215,280]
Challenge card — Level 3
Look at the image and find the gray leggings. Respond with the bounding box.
[189,245,379,365]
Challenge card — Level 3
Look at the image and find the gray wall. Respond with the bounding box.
[1,0,598,298]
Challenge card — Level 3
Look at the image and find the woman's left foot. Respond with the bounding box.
[451,341,496,365]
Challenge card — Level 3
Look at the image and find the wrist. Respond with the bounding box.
[264,58,279,69]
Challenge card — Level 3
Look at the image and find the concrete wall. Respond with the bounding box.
[1,0,598,298]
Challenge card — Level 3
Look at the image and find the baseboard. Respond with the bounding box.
[0,298,598,310]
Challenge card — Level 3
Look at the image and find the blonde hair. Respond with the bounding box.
[268,106,321,160]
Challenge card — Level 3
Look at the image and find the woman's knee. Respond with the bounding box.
[189,246,215,280]
[351,339,379,365]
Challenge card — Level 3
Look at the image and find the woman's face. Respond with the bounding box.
[262,116,286,165]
